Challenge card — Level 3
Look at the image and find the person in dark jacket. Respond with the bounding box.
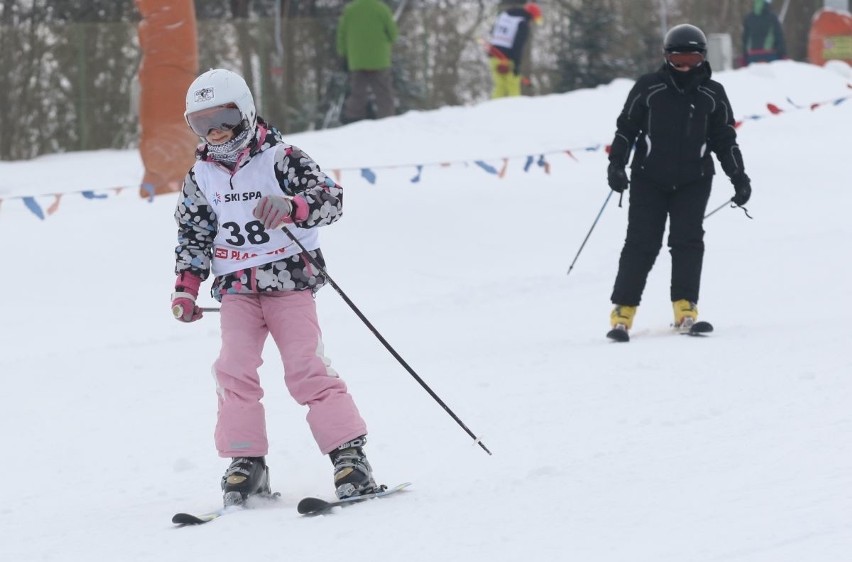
[742,0,787,65]
[605,24,752,340]
[486,2,542,98]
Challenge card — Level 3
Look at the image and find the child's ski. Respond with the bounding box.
[297,482,412,516]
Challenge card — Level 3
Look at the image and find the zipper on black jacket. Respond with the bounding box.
[686,103,695,137]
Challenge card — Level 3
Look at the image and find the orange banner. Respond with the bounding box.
[135,0,199,198]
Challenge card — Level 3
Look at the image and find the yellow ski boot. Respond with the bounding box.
[607,305,637,342]
[672,299,698,330]
[673,300,713,336]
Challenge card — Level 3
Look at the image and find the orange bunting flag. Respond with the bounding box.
[498,158,509,178]
[537,155,551,175]
[46,194,63,216]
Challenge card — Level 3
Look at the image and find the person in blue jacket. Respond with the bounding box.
[742,0,787,65]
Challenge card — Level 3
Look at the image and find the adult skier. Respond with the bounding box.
[606,24,752,340]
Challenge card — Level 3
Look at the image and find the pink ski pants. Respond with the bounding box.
[212,290,367,457]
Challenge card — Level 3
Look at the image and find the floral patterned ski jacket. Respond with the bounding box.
[174,119,342,301]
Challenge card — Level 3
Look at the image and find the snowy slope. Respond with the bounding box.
[1,61,851,562]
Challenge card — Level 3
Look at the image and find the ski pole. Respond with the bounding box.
[281,227,492,456]
[704,200,730,219]
[567,190,613,276]
[705,199,753,220]
[393,0,409,20]
[778,0,792,23]
[199,307,220,312]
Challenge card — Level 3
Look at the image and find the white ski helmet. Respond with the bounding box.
[184,68,257,139]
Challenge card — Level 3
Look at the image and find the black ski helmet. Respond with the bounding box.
[664,24,707,53]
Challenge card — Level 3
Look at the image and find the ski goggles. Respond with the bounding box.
[186,104,244,136]
[665,50,705,70]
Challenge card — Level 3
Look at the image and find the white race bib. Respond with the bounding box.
[490,13,523,49]
[193,148,319,276]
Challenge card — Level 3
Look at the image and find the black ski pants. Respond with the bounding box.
[610,176,712,306]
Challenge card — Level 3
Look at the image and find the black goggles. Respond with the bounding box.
[186,105,244,136]
[665,50,706,69]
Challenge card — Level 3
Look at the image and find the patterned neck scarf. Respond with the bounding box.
[206,127,251,165]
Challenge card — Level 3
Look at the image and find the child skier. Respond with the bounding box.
[171,68,378,505]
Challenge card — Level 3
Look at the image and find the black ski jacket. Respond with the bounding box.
[608,62,747,188]
[488,7,532,75]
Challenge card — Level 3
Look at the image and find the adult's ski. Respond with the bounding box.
[607,321,714,342]
[606,326,630,342]
[681,320,713,336]
[297,482,412,516]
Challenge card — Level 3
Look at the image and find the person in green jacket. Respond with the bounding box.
[336,0,398,122]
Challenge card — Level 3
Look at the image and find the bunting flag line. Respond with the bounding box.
[3,187,127,221]
[1,88,850,222]
[733,88,852,128]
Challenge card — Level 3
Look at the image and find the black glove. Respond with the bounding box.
[607,162,629,193]
[731,174,751,206]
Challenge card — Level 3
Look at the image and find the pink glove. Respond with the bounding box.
[171,271,203,322]
[253,195,294,229]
